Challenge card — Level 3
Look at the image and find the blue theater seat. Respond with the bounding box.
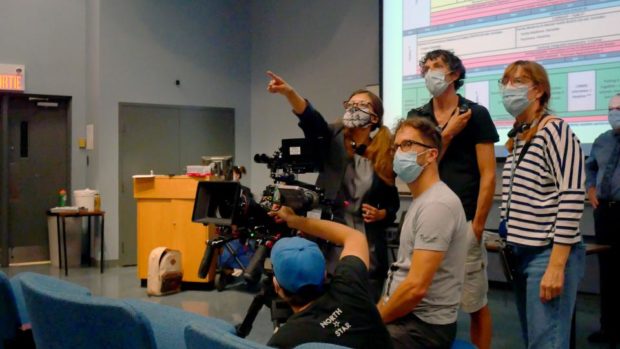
[0,271,22,349]
[184,321,351,349]
[18,272,236,349]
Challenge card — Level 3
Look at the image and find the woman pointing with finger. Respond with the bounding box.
[266,71,400,301]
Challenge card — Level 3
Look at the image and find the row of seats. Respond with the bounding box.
[0,271,347,349]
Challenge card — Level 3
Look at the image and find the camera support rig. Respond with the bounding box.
[191,138,330,337]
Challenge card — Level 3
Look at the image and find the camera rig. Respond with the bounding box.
[191,138,332,337]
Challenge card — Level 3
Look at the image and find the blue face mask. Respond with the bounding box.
[609,109,620,130]
[502,85,533,117]
[393,149,429,184]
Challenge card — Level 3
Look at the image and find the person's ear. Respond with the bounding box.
[424,148,439,165]
[273,277,284,297]
[534,86,544,100]
[446,69,460,85]
[371,114,380,125]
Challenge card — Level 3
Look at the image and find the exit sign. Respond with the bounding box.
[0,64,25,92]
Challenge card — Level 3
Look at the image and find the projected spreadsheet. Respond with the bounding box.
[401,0,620,145]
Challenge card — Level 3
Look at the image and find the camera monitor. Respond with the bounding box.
[192,181,241,226]
[280,138,322,173]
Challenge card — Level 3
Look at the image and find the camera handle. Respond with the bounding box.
[198,239,220,279]
[242,243,269,283]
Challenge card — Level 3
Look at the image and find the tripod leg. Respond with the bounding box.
[271,298,293,329]
[198,239,223,279]
[236,290,269,338]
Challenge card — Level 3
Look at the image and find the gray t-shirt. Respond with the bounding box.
[384,181,468,325]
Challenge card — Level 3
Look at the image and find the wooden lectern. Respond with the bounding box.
[133,175,215,283]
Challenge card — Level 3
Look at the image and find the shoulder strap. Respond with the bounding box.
[537,114,558,131]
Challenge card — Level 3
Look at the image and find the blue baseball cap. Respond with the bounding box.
[271,237,326,293]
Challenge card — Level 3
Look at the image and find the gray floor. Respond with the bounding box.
[0,263,609,348]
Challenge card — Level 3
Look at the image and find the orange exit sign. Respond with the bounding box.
[0,64,25,92]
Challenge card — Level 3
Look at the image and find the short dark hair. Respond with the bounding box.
[393,116,443,154]
[280,284,325,308]
[420,49,466,91]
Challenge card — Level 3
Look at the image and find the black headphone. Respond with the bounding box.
[350,141,367,155]
[507,122,531,138]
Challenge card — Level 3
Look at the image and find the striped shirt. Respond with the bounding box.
[501,119,585,246]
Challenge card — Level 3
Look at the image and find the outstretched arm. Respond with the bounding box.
[270,206,369,268]
[266,71,307,114]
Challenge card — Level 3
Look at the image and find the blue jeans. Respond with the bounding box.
[511,242,585,349]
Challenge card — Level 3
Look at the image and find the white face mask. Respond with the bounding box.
[343,107,374,128]
[424,69,451,97]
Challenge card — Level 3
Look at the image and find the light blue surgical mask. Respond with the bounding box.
[424,70,450,97]
[502,85,533,117]
[393,149,429,184]
[609,109,620,130]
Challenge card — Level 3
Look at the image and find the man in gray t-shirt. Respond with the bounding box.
[378,117,468,349]
[388,181,468,324]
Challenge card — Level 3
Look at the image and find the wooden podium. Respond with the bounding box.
[133,175,215,283]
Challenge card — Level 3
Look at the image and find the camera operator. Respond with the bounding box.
[266,206,393,349]
[266,71,399,301]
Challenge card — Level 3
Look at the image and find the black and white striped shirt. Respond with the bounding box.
[501,120,585,246]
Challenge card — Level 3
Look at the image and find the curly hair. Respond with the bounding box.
[419,49,466,91]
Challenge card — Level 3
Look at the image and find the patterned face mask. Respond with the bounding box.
[343,107,374,129]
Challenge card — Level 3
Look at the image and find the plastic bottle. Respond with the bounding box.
[59,189,67,207]
[94,193,101,211]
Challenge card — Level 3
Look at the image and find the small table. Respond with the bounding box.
[47,210,106,276]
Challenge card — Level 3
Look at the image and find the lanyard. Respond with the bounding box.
[505,115,555,221]
[505,137,534,220]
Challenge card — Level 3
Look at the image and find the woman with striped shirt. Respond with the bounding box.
[500,60,585,349]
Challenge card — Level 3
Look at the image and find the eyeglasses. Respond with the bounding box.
[498,77,534,90]
[392,139,433,153]
[343,101,373,110]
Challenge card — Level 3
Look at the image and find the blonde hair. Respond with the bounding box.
[366,125,395,185]
[502,61,552,152]
[393,117,443,154]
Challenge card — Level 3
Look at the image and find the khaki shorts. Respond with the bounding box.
[460,222,489,313]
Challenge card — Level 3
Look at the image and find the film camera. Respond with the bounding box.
[191,138,331,337]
